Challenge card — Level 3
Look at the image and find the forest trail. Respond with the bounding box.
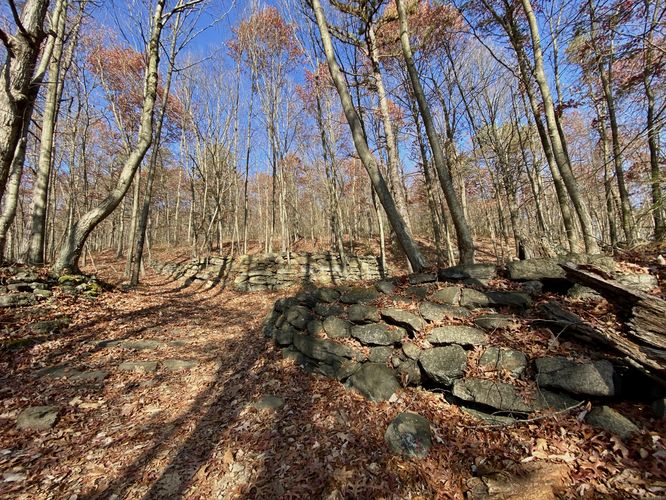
[1,260,665,498]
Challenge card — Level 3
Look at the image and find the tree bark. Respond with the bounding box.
[0,0,50,202]
[395,0,475,264]
[520,0,599,253]
[52,0,165,274]
[309,0,427,272]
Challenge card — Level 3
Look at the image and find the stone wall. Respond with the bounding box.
[152,252,384,292]
[262,261,664,430]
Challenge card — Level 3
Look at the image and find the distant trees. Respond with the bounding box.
[0,0,662,275]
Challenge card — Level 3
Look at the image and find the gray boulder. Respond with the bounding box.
[163,359,198,371]
[323,316,351,338]
[347,304,381,323]
[369,346,394,364]
[351,324,405,346]
[340,287,380,304]
[438,263,497,281]
[402,342,422,360]
[405,286,428,299]
[585,406,639,439]
[431,287,461,305]
[316,358,360,380]
[307,320,324,336]
[566,284,601,300]
[479,347,527,376]
[427,326,486,346]
[17,406,59,430]
[347,363,400,401]
[408,273,437,285]
[419,345,467,385]
[385,412,433,458]
[118,361,158,373]
[616,273,658,292]
[314,303,343,317]
[253,395,284,411]
[460,289,531,309]
[274,325,296,346]
[380,308,425,333]
[535,357,615,396]
[474,314,518,331]
[285,305,314,330]
[420,301,470,322]
[316,288,341,303]
[293,334,363,363]
[396,359,422,386]
[375,279,397,295]
[506,254,616,281]
[453,378,579,413]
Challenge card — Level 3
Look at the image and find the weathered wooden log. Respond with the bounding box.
[537,301,666,382]
[560,263,666,350]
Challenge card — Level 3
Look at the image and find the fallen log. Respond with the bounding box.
[560,263,666,350]
[537,301,666,382]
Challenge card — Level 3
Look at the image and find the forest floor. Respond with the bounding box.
[1,252,665,499]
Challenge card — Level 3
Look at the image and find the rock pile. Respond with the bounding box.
[153,252,384,292]
[263,256,664,451]
[0,267,103,310]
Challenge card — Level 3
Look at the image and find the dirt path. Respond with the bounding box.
[1,266,664,498]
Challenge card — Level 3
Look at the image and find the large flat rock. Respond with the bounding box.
[17,406,59,430]
[427,326,486,346]
[419,346,467,385]
[380,308,425,333]
[535,357,615,397]
[506,254,616,281]
[351,324,405,346]
[453,378,579,413]
[347,363,400,401]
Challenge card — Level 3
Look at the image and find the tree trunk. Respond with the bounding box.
[395,0,474,264]
[24,0,69,264]
[52,0,165,274]
[520,0,598,253]
[309,0,427,272]
[0,0,50,202]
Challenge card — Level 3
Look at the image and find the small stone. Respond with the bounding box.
[431,287,461,305]
[316,288,341,303]
[347,363,400,401]
[521,280,544,296]
[566,284,601,300]
[474,314,518,331]
[33,289,53,299]
[402,341,421,360]
[274,326,295,346]
[351,324,405,346]
[314,303,343,317]
[396,359,422,386]
[253,395,284,411]
[479,347,527,376]
[163,359,197,371]
[419,345,467,385]
[585,406,639,440]
[123,340,163,350]
[29,317,70,335]
[35,365,81,379]
[369,346,394,363]
[285,305,314,330]
[70,370,109,382]
[380,308,425,333]
[347,304,381,323]
[460,289,531,309]
[419,301,469,322]
[118,361,158,373]
[307,320,324,336]
[322,316,350,338]
[385,412,433,458]
[375,279,397,295]
[16,406,59,430]
[2,472,27,482]
[427,326,486,346]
